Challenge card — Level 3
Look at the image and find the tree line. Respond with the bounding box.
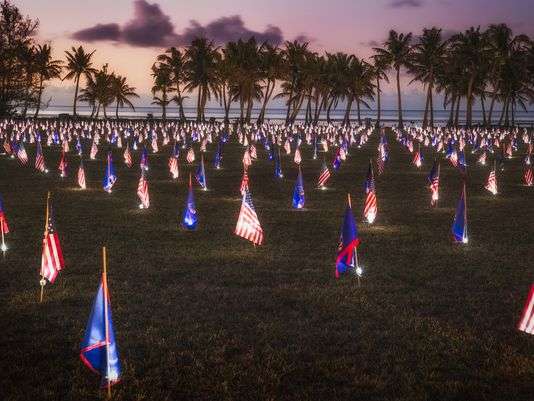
[1,0,533,127]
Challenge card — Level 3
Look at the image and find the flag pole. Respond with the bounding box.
[102,246,112,399]
[40,192,50,303]
[347,194,361,287]
[1,219,5,259]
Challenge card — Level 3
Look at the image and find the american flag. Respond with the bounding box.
[243,149,252,168]
[524,167,533,186]
[364,161,375,194]
[90,140,98,160]
[485,169,498,195]
[284,140,291,155]
[427,161,440,206]
[35,141,46,172]
[250,145,257,159]
[186,148,195,164]
[376,156,385,176]
[41,199,65,284]
[77,159,86,190]
[168,156,179,179]
[123,145,132,167]
[478,151,487,165]
[3,139,11,155]
[412,149,422,168]
[17,142,28,165]
[317,161,331,188]
[58,150,67,177]
[363,190,377,224]
[0,195,9,234]
[518,284,534,335]
[294,147,302,165]
[240,168,249,195]
[235,188,263,246]
[137,171,150,208]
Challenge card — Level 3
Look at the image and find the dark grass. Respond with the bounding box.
[1,130,534,401]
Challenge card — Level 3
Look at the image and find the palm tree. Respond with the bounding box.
[371,54,389,128]
[374,30,412,129]
[344,56,374,126]
[63,46,96,116]
[111,74,138,119]
[257,44,282,124]
[79,64,113,119]
[184,37,220,122]
[449,27,490,127]
[33,44,62,118]
[279,40,310,124]
[408,27,447,129]
[151,62,172,120]
[157,47,187,121]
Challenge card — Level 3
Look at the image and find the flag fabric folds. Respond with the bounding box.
[78,158,87,190]
[103,152,117,193]
[137,171,150,209]
[80,276,122,388]
[335,200,360,278]
[0,194,9,234]
[41,198,65,284]
[292,168,305,209]
[518,284,534,335]
[452,184,468,244]
[182,176,197,230]
[235,188,263,246]
[427,160,440,206]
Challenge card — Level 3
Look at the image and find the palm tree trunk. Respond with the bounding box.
[487,92,497,128]
[356,98,362,125]
[116,101,119,120]
[376,77,381,128]
[422,86,430,129]
[447,95,456,127]
[176,86,185,121]
[480,96,486,126]
[73,74,80,116]
[34,76,43,118]
[428,82,434,129]
[395,66,403,129]
[466,74,475,127]
[454,96,461,127]
[196,87,202,122]
[498,99,506,126]
[343,97,352,126]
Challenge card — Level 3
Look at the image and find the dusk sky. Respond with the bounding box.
[15,0,534,109]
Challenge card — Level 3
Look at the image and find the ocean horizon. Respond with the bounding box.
[25,105,534,126]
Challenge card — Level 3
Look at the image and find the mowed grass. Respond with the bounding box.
[1,128,534,401]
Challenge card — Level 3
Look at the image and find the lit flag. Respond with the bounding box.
[235,188,263,246]
[335,196,360,278]
[195,155,207,190]
[317,160,331,188]
[182,175,197,230]
[40,195,65,284]
[363,161,377,224]
[35,140,47,173]
[78,158,87,190]
[452,184,468,244]
[240,168,249,196]
[518,284,534,335]
[80,250,122,390]
[292,167,305,209]
[427,160,440,206]
[123,144,132,168]
[137,170,150,209]
[186,148,195,164]
[0,193,9,234]
[484,165,498,195]
[103,152,117,193]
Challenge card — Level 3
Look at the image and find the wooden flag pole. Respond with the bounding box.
[102,246,112,399]
[40,192,50,303]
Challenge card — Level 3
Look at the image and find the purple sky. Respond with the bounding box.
[15,0,534,108]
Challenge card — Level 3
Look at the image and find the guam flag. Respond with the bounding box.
[80,271,122,389]
[213,140,223,169]
[274,148,283,179]
[332,148,342,171]
[140,146,149,171]
[452,184,468,244]
[182,175,198,230]
[292,167,305,209]
[195,155,207,190]
[103,152,117,193]
[335,198,360,278]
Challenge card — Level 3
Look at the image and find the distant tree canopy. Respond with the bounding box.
[0,0,39,116]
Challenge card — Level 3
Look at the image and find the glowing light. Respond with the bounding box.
[44,169,49,173]
[203,187,208,191]
[366,212,376,224]
[0,243,7,252]
[320,186,327,191]
[138,204,144,209]
[355,266,363,277]
[462,237,469,244]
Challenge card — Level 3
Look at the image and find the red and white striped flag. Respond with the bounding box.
[240,169,249,196]
[518,284,534,335]
[77,159,86,190]
[294,147,302,165]
[58,150,67,177]
[137,172,150,209]
[364,191,377,224]
[235,188,263,246]
[317,162,331,188]
[123,145,132,167]
[90,140,98,160]
[485,169,497,195]
[168,156,179,179]
[186,148,195,164]
[524,167,533,187]
[242,149,252,168]
[40,198,65,284]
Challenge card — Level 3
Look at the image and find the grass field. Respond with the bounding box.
[1,129,534,401]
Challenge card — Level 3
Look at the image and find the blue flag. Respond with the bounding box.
[80,279,122,388]
[274,148,283,178]
[182,176,198,230]
[195,155,207,190]
[336,201,360,278]
[452,184,468,243]
[140,146,149,171]
[103,152,117,193]
[213,140,222,169]
[292,168,305,209]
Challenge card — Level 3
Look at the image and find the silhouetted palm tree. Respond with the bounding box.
[158,47,187,121]
[374,30,412,128]
[111,74,138,119]
[33,44,62,118]
[63,46,96,116]
[371,54,389,128]
[151,62,172,120]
